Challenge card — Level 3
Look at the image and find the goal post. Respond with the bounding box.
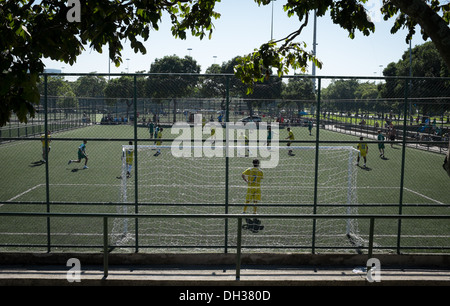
[111,144,361,251]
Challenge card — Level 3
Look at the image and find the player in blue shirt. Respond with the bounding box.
[68,140,89,169]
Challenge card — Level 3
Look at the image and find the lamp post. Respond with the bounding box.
[409,39,413,123]
[271,0,276,40]
[312,9,317,92]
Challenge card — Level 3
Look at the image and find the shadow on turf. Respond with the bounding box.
[69,168,88,172]
[357,165,372,171]
[29,160,45,167]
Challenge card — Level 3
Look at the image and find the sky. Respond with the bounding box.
[42,0,427,81]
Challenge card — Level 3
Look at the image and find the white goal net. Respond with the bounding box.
[111,144,361,253]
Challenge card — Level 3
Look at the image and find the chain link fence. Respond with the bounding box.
[0,73,448,254]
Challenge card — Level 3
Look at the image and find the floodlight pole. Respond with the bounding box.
[409,39,413,120]
[312,10,317,93]
[271,0,275,40]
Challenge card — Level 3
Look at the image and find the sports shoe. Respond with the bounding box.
[83,165,88,169]
[68,160,72,165]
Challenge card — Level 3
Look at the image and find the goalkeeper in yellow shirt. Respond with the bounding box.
[357,137,368,168]
[117,141,134,179]
[241,159,264,232]
[40,130,52,162]
[125,141,134,178]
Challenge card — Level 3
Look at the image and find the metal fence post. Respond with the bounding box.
[224,75,230,254]
[103,216,109,279]
[312,77,322,254]
[367,217,375,276]
[44,74,51,253]
[368,217,375,259]
[236,217,242,281]
[397,78,409,254]
[133,75,139,253]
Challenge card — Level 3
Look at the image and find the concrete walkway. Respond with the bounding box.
[0,253,449,286]
[0,264,449,286]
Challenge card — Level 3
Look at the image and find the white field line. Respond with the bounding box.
[356,186,445,205]
[38,183,355,190]
[1,232,446,240]
[404,187,444,205]
[2,184,444,206]
[2,184,44,206]
[0,140,32,150]
[49,183,122,187]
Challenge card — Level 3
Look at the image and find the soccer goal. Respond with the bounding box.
[111,144,361,252]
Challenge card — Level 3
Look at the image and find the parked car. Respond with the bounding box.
[239,116,262,123]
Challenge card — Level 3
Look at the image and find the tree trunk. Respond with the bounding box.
[173,99,177,124]
[391,0,450,70]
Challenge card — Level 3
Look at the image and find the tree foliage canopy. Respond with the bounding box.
[1,0,450,126]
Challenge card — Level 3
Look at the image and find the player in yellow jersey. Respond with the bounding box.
[357,137,368,168]
[116,141,134,179]
[242,159,263,213]
[242,159,264,213]
[125,141,134,178]
[154,127,163,156]
[241,159,264,232]
[286,127,295,156]
[211,126,216,145]
[40,130,51,162]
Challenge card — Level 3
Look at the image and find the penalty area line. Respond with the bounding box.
[2,184,44,206]
[404,187,444,205]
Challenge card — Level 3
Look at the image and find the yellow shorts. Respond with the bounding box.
[245,188,261,202]
[359,151,367,157]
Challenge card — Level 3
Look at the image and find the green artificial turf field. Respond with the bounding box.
[0,124,448,253]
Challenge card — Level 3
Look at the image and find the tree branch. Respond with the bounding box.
[161,0,191,6]
[390,0,450,70]
[273,12,309,52]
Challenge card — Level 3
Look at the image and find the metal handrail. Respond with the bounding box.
[1,212,448,280]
